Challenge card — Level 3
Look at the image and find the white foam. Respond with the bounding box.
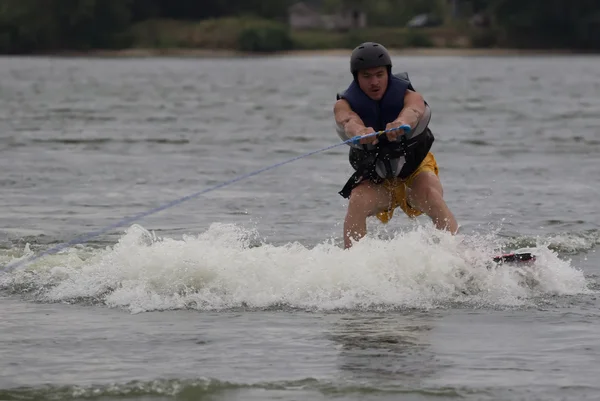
[2,223,591,313]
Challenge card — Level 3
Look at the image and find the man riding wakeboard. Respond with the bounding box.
[333,42,459,249]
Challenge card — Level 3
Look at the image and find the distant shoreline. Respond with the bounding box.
[37,47,588,59]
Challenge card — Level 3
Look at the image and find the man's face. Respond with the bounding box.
[356,66,388,101]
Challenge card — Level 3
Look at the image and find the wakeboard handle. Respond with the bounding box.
[350,124,412,146]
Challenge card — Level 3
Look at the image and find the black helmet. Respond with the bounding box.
[350,42,392,75]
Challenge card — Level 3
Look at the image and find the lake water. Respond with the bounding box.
[1,54,599,400]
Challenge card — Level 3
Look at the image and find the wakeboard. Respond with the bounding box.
[492,252,536,265]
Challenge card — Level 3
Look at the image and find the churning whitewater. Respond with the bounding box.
[1,223,589,313]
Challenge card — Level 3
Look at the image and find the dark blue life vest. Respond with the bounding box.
[339,73,411,132]
[336,72,435,199]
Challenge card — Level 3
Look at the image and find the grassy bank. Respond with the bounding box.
[51,17,586,58]
[126,17,477,53]
[65,47,578,59]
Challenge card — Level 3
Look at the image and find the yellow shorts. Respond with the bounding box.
[375,152,439,224]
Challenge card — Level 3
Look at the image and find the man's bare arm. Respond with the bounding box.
[394,90,426,129]
[334,99,367,139]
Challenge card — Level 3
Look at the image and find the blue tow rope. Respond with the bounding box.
[2,125,411,272]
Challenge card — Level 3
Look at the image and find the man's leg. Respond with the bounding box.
[344,180,392,249]
[406,171,458,234]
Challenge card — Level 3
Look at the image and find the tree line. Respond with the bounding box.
[0,0,598,53]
